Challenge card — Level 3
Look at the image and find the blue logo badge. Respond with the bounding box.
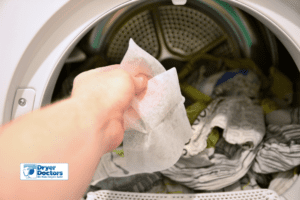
[21,163,68,180]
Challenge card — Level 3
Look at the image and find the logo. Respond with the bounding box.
[21,163,68,180]
[23,164,37,178]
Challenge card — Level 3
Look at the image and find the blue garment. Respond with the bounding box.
[215,69,249,86]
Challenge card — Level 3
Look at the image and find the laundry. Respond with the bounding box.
[289,107,300,124]
[206,170,262,192]
[90,148,139,184]
[212,69,261,100]
[211,96,265,148]
[268,167,299,195]
[185,101,210,125]
[264,124,300,144]
[183,64,215,91]
[268,66,293,108]
[155,89,266,191]
[147,176,195,194]
[186,68,261,100]
[221,58,269,90]
[86,172,194,198]
[86,172,162,196]
[85,43,297,197]
[161,136,261,191]
[182,97,223,158]
[241,170,264,190]
[252,142,300,174]
[266,107,300,126]
[252,124,300,174]
[266,109,293,126]
[206,127,220,149]
[183,96,265,159]
[184,68,223,97]
[260,98,280,115]
[176,147,215,169]
[86,150,195,197]
[179,54,225,83]
[203,168,275,193]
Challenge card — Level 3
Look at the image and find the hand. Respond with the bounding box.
[71,64,148,152]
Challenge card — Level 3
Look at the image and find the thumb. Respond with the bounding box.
[132,74,149,95]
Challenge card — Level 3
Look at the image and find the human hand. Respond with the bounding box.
[71,64,149,152]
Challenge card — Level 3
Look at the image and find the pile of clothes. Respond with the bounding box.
[84,56,299,198]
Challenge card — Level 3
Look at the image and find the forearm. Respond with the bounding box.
[0,97,108,200]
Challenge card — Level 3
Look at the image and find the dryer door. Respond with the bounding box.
[0,0,131,125]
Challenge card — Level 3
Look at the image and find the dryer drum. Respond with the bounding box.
[80,0,277,70]
[54,0,278,101]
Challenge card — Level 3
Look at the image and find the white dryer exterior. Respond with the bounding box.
[0,1,300,199]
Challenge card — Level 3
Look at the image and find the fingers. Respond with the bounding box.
[71,63,150,153]
[95,64,149,95]
[100,118,125,153]
[133,74,148,94]
[120,59,153,78]
[123,106,140,130]
[94,65,120,73]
